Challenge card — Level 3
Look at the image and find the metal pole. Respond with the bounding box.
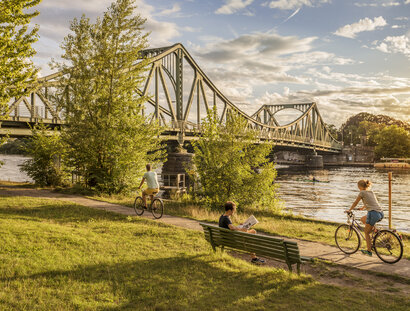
[388,171,392,229]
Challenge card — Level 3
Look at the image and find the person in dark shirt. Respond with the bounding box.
[218,201,264,264]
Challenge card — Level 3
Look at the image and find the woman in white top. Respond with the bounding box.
[347,179,384,257]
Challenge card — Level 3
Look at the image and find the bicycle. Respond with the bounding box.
[335,210,403,264]
[133,191,164,219]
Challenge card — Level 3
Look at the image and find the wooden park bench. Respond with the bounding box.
[199,222,312,274]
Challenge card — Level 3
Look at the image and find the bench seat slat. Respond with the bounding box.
[215,240,287,255]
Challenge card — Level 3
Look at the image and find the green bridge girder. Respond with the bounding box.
[1,43,342,153]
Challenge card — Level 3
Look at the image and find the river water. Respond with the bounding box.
[276,166,409,233]
[0,155,33,182]
[0,155,408,232]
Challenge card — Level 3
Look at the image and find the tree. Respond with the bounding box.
[21,123,70,187]
[53,0,165,193]
[374,125,410,159]
[357,121,384,146]
[192,107,278,210]
[0,0,40,118]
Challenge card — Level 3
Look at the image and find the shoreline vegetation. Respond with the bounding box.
[0,195,409,310]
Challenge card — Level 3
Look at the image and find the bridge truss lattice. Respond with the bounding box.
[1,43,342,153]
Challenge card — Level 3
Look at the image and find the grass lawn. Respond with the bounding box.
[90,194,410,260]
[0,196,408,310]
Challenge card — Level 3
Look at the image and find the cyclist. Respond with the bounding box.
[138,164,160,208]
[347,179,384,256]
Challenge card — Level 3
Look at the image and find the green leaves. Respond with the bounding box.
[192,107,278,210]
[53,0,165,193]
[21,123,70,187]
[374,125,410,159]
[0,0,40,118]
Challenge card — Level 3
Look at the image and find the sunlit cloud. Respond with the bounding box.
[267,0,330,10]
[354,2,400,7]
[215,0,255,15]
[334,16,387,39]
[374,35,410,58]
[154,3,181,16]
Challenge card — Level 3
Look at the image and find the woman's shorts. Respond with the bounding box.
[142,188,159,196]
[366,210,384,226]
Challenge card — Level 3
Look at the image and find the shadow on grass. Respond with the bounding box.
[0,202,128,224]
[2,253,408,311]
[1,254,310,310]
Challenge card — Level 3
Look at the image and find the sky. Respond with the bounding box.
[29,0,410,127]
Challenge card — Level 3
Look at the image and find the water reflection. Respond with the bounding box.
[276,166,410,233]
[0,155,33,182]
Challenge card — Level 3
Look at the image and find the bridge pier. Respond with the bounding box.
[161,146,194,197]
[306,154,324,169]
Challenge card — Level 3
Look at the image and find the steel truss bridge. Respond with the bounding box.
[1,43,342,153]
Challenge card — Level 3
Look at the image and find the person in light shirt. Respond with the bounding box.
[347,179,384,257]
[138,164,159,208]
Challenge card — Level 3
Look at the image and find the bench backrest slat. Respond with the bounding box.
[200,223,303,266]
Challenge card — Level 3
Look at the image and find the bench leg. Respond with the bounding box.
[297,263,301,275]
[221,246,225,252]
[287,262,292,272]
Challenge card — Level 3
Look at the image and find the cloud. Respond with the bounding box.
[30,0,185,73]
[374,35,410,58]
[198,31,317,61]
[299,86,410,97]
[354,2,400,7]
[154,3,181,16]
[215,0,254,15]
[267,0,329,10]
[334,16,387,39]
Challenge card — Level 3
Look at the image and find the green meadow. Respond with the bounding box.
[0,196,408,310]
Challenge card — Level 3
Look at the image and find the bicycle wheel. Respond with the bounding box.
[335,224,361,254]
[373,230,403,264]
[133,196,145,216]
[151,198,164,219]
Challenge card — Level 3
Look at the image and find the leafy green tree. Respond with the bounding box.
[192,107,278,210]
[21,123,70,186]
[53,0,164,193]
[357,121,384,146]
[0,0,40,118]
[374,125,410,159]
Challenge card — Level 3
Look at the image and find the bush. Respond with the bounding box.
[192,108,278,210]
[21,124,70,187]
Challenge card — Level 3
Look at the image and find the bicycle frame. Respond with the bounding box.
[346,213,366,241]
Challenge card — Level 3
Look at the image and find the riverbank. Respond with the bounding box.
[1,195,408,310]
[89,192,410,260]
[1,182,409,263]
[1,181,409,258]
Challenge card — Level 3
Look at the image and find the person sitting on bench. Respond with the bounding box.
[219,201,265,264]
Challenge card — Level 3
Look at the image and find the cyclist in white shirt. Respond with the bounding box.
[138,164,159,208]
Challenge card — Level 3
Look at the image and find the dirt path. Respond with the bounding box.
[1,187,409,286]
